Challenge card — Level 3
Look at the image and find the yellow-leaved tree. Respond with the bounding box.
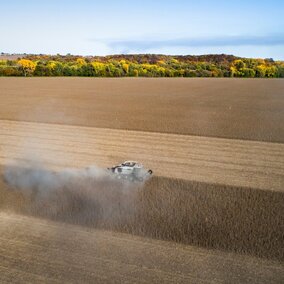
[91,62,106,76]
[76,58,86,66]
[18,59,36,76]
[122,63,129,74]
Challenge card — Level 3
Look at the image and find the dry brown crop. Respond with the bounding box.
[1,212,283,284]
[1,169,283,261]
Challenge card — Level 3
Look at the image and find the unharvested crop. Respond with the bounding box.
[1,166,283,261]
[1,212,283,284]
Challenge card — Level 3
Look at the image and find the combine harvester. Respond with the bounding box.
[108,161,153,182]
[3,161,153,192]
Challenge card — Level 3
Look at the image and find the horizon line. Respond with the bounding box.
[0,52,281,61]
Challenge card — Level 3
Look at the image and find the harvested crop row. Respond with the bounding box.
[0,120,283,191]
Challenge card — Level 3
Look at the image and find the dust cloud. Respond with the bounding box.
[1,117,146,229]
[3,161,143,229]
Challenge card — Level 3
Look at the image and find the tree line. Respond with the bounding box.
[0,54,283,77]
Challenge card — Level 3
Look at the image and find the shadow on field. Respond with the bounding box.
[137,177,284,261]
[0,166,283,261]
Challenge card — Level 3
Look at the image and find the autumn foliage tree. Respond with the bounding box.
[0,54,282,78]
[18,59,36,76]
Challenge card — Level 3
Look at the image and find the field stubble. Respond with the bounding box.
[1,120,283,192]
[0,77,284,142]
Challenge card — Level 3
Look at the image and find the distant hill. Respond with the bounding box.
[0,53,25,60]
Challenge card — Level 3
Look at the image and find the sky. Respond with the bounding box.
[1,0,284,59]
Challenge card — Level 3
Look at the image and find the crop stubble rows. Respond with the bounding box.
[0,120,283,191]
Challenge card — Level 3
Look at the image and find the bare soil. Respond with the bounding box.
[0,77,283,142]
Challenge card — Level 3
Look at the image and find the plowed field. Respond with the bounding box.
[0,77,284,142]
[0,212,283,284]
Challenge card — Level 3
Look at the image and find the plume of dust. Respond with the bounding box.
[3,159,144,229]
[1,119,147,229]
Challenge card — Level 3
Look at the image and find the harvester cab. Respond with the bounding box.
[108,161,153,182]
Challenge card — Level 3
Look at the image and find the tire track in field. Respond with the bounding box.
[0,120,283,191]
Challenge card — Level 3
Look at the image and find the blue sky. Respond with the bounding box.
[1,0,284,59]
